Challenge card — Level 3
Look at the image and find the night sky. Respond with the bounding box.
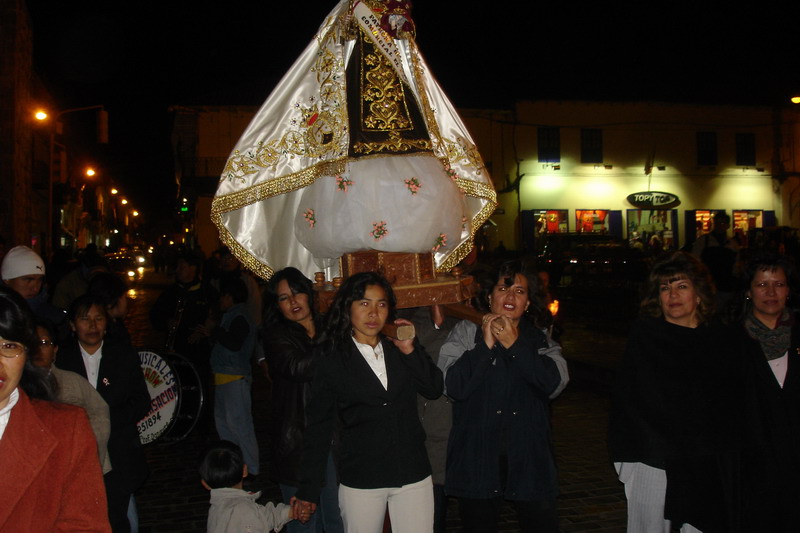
[26,1,798,223]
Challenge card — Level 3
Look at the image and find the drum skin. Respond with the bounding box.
[137,350,203,444]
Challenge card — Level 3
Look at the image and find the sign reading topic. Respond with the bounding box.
[626,191,680,210]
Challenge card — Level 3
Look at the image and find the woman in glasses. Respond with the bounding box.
[0,285,110,532]
[30,317,112,474]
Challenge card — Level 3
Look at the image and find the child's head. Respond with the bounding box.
[199,440,247,489]
[219,277,248,311]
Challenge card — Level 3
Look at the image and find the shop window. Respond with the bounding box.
[627,209,676,252]
[575,210,609,233]
[696,131,717,166]
[733,210,763,248]
[581,128,603,164]
[538,127,560,163]
[533,209,569,234]
[692,210,727,240]
[735,133,756,166]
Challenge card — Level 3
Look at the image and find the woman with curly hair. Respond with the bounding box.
[293,271,443,533]
[610,252,744,533]
[438,259,568,533]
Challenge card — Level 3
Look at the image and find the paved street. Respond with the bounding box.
[126,271,631,533]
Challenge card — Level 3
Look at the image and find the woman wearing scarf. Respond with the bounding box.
[732,252,800,531]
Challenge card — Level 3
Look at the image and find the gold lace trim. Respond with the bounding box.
[353,131,432,155]
[213,158,347,215]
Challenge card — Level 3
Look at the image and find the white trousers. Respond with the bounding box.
[616,462,702,533]
[338,475,433,533]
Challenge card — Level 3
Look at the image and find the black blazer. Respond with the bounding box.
[56,339,151,491]
[738,321,800,531]
[296,338,443,502]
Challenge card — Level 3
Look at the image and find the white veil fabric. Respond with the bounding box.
[212,0,496,280]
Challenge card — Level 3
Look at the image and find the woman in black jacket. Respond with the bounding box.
[57,294,151,533]
[263,267,342,533]
[728,252,800,531]
[293,272,443,533]
[609,252,744,533]
[440,260,565,533]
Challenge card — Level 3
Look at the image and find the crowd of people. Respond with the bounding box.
[1,234,798,533]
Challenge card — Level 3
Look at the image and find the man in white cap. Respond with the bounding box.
[2,245,68,340]
[2,245,46,299]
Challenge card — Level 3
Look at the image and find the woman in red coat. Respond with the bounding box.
[0,286,110,532]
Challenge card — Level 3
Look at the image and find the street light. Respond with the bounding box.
[86,168,96,177]
[110,188,118,195]
[792,96,800,104]
[32,105,108,255]
[121,198,128,205]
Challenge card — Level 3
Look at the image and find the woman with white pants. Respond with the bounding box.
[292,272,443,533]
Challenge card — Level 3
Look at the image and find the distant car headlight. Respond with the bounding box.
[136,256,146,263]
[127,271,135,278]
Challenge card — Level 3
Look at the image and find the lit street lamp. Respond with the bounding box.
[33,105,108,254]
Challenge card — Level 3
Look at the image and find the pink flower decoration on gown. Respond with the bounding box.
[303,208,316,228]
[371,221,389,241]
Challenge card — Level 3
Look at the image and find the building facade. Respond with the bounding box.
[174,100,800,258]
[461,100,800,252]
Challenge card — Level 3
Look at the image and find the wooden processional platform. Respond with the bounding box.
[312,251,480,323]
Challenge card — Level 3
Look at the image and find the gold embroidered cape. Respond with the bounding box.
[212,0,496,280]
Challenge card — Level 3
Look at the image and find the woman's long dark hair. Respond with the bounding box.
[322,272,396,351]
[263,267,317,335]
[0,286,53,401]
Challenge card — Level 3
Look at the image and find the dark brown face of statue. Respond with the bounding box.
[378,0,415,39]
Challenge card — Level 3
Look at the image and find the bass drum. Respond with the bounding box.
[137,350,204,445]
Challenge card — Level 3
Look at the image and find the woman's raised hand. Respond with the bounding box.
[492,316,518,349]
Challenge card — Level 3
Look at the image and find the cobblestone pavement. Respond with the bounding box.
[126,271,629,533]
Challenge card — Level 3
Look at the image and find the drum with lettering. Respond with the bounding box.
[137,350,204,444]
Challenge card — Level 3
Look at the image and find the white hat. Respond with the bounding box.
[1,246,46,280]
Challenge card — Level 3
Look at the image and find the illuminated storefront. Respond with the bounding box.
[461,100,794,253]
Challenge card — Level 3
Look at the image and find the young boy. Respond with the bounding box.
[199,440,297,533]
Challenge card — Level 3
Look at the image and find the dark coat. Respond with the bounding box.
[738,320,800,532]
[263,319,320,486]
[296,338,443,503]
[609,317,745,532]
[410,308,459,487]
[0,390,111,533]
[56,339,151,492]
[444,318,561,501]
[149,279,216,359]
